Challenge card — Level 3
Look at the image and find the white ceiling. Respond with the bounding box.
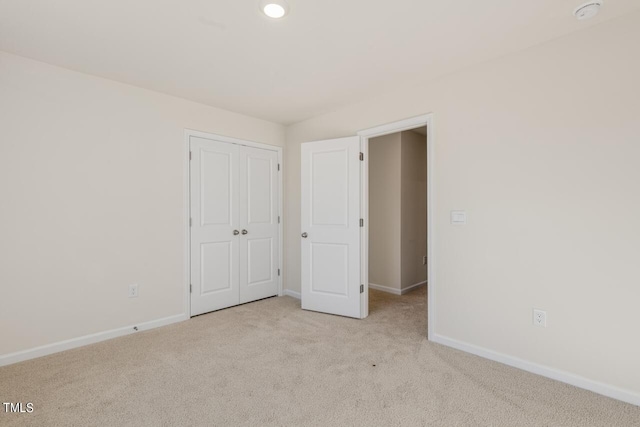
[1,1,639,125]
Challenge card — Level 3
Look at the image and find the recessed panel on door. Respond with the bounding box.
[312,149,348,226]
[200,242,232,294]
[201,150,233,226]
[248,156,273,224]
[310,243,348,296]
[247,237,273,286]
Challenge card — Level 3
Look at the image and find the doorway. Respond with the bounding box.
[359,114,434,338]
[298,114,434,337]
[367,127,427,325]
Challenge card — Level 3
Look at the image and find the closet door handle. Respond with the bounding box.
[301,232,308,238]
[233,230,240,235]
[241,229,248,235]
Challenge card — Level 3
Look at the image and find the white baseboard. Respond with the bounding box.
[401,281,427,295]
[283,289,301,299]
[369,283,401,295]
[369,281,427,295]
[0,313,188,367]
[432,334,640,407]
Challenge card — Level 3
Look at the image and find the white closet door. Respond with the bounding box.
[239,146,279,304]
[300,136,361,318]
[190,137,240,316]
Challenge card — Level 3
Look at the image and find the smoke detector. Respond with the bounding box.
[574,1,603,20]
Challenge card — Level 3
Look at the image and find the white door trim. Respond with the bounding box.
[184,129,284,318]
[357,114,435,337]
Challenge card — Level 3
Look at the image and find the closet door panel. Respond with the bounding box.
[239,146,279,303]
[190,137,240,315]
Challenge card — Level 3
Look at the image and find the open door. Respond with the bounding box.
[301,136,362,318]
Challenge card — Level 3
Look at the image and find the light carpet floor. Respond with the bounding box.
[1,287,639,426]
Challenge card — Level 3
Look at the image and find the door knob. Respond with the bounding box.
[242,229,248,235]
[233,230,240,235]
[301,232,308,238]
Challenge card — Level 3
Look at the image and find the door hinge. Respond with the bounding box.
[190,284,192,293]
[359,152,364,161]
[360,218,364,227]
[189,218,192,227]
[278,163,280,171]
[278,216,280,224]
[278,268,281,276]
[189,151,192,161]
[360,284,364,293]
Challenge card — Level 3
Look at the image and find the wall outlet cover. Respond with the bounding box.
[129,284,139,298]
[533,309,547,327]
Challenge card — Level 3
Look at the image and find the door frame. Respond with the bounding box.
[357,114,435,338]
[183,129,284,317]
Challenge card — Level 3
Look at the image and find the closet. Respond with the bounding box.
[189,135,280,316]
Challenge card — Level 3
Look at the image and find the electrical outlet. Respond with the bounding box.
[422,255,427,265]
[533,309,546,327]
[129,284,138,298]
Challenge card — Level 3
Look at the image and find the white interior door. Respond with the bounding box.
[301,136,362,318]
[239,146,279,303]
[190,137,240,316]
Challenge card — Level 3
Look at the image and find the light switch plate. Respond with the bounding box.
[451,210,467,225]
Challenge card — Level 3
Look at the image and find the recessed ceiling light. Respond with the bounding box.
[574,1,603,20]
[260,0,289,19]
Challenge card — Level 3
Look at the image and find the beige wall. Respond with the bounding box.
[368,133,402,289]
[400,130,427,289]
[284,12,640,397]
[0,52,284,356]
